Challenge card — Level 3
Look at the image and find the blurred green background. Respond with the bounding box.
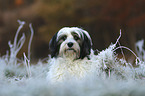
[0,0,145,61]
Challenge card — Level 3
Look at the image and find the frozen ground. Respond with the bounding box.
[0,20,145,96]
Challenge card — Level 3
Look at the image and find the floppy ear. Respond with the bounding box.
[49,33,59,58]
[79,33,92,59]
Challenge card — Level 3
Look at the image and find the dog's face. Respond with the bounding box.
[49,27,92,60]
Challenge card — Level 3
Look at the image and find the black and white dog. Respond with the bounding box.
[47,27,96,83]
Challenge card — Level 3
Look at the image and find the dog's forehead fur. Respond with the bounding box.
[56,27,92,45]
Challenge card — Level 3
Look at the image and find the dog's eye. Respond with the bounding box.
[61,36,67,41]
[74,36,79,40]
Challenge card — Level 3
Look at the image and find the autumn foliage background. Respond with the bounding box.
[0,0,145,61]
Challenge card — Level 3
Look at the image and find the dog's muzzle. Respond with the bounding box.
[64,42,77,52]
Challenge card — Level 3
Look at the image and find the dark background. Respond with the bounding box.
[0,0,145,62]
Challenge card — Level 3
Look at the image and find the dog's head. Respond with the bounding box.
[49,27,92,60]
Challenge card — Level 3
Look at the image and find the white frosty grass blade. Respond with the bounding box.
[114,46,141,66]
[117,29,126,60]
[136,39,145,62]
[28,23,34,60]
[23,53,31,77]
[8,20,26,65]
[16,33,25,54]
[14,20,25,47]
[114,29,122,46]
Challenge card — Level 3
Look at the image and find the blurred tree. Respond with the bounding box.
[37,0,117,51]
[99,0,145,51]
[37,0,145,57]
[0,0,145,60]
[15,0,24,7]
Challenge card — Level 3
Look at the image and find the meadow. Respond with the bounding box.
[0,20,145,96]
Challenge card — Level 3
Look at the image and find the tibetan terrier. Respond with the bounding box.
[47,27,95,83]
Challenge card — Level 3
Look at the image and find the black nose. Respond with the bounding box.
[67,42,73,47]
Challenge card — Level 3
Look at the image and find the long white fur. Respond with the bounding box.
[47,56,98,83]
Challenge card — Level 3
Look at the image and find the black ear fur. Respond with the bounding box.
[49,33,59,58]
[79,33,92,59]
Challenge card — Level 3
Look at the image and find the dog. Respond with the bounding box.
[47,27,96,83]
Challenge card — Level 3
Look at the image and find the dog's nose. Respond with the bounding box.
[67,42,73,47]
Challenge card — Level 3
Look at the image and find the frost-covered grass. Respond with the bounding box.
[0,21,145,96]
